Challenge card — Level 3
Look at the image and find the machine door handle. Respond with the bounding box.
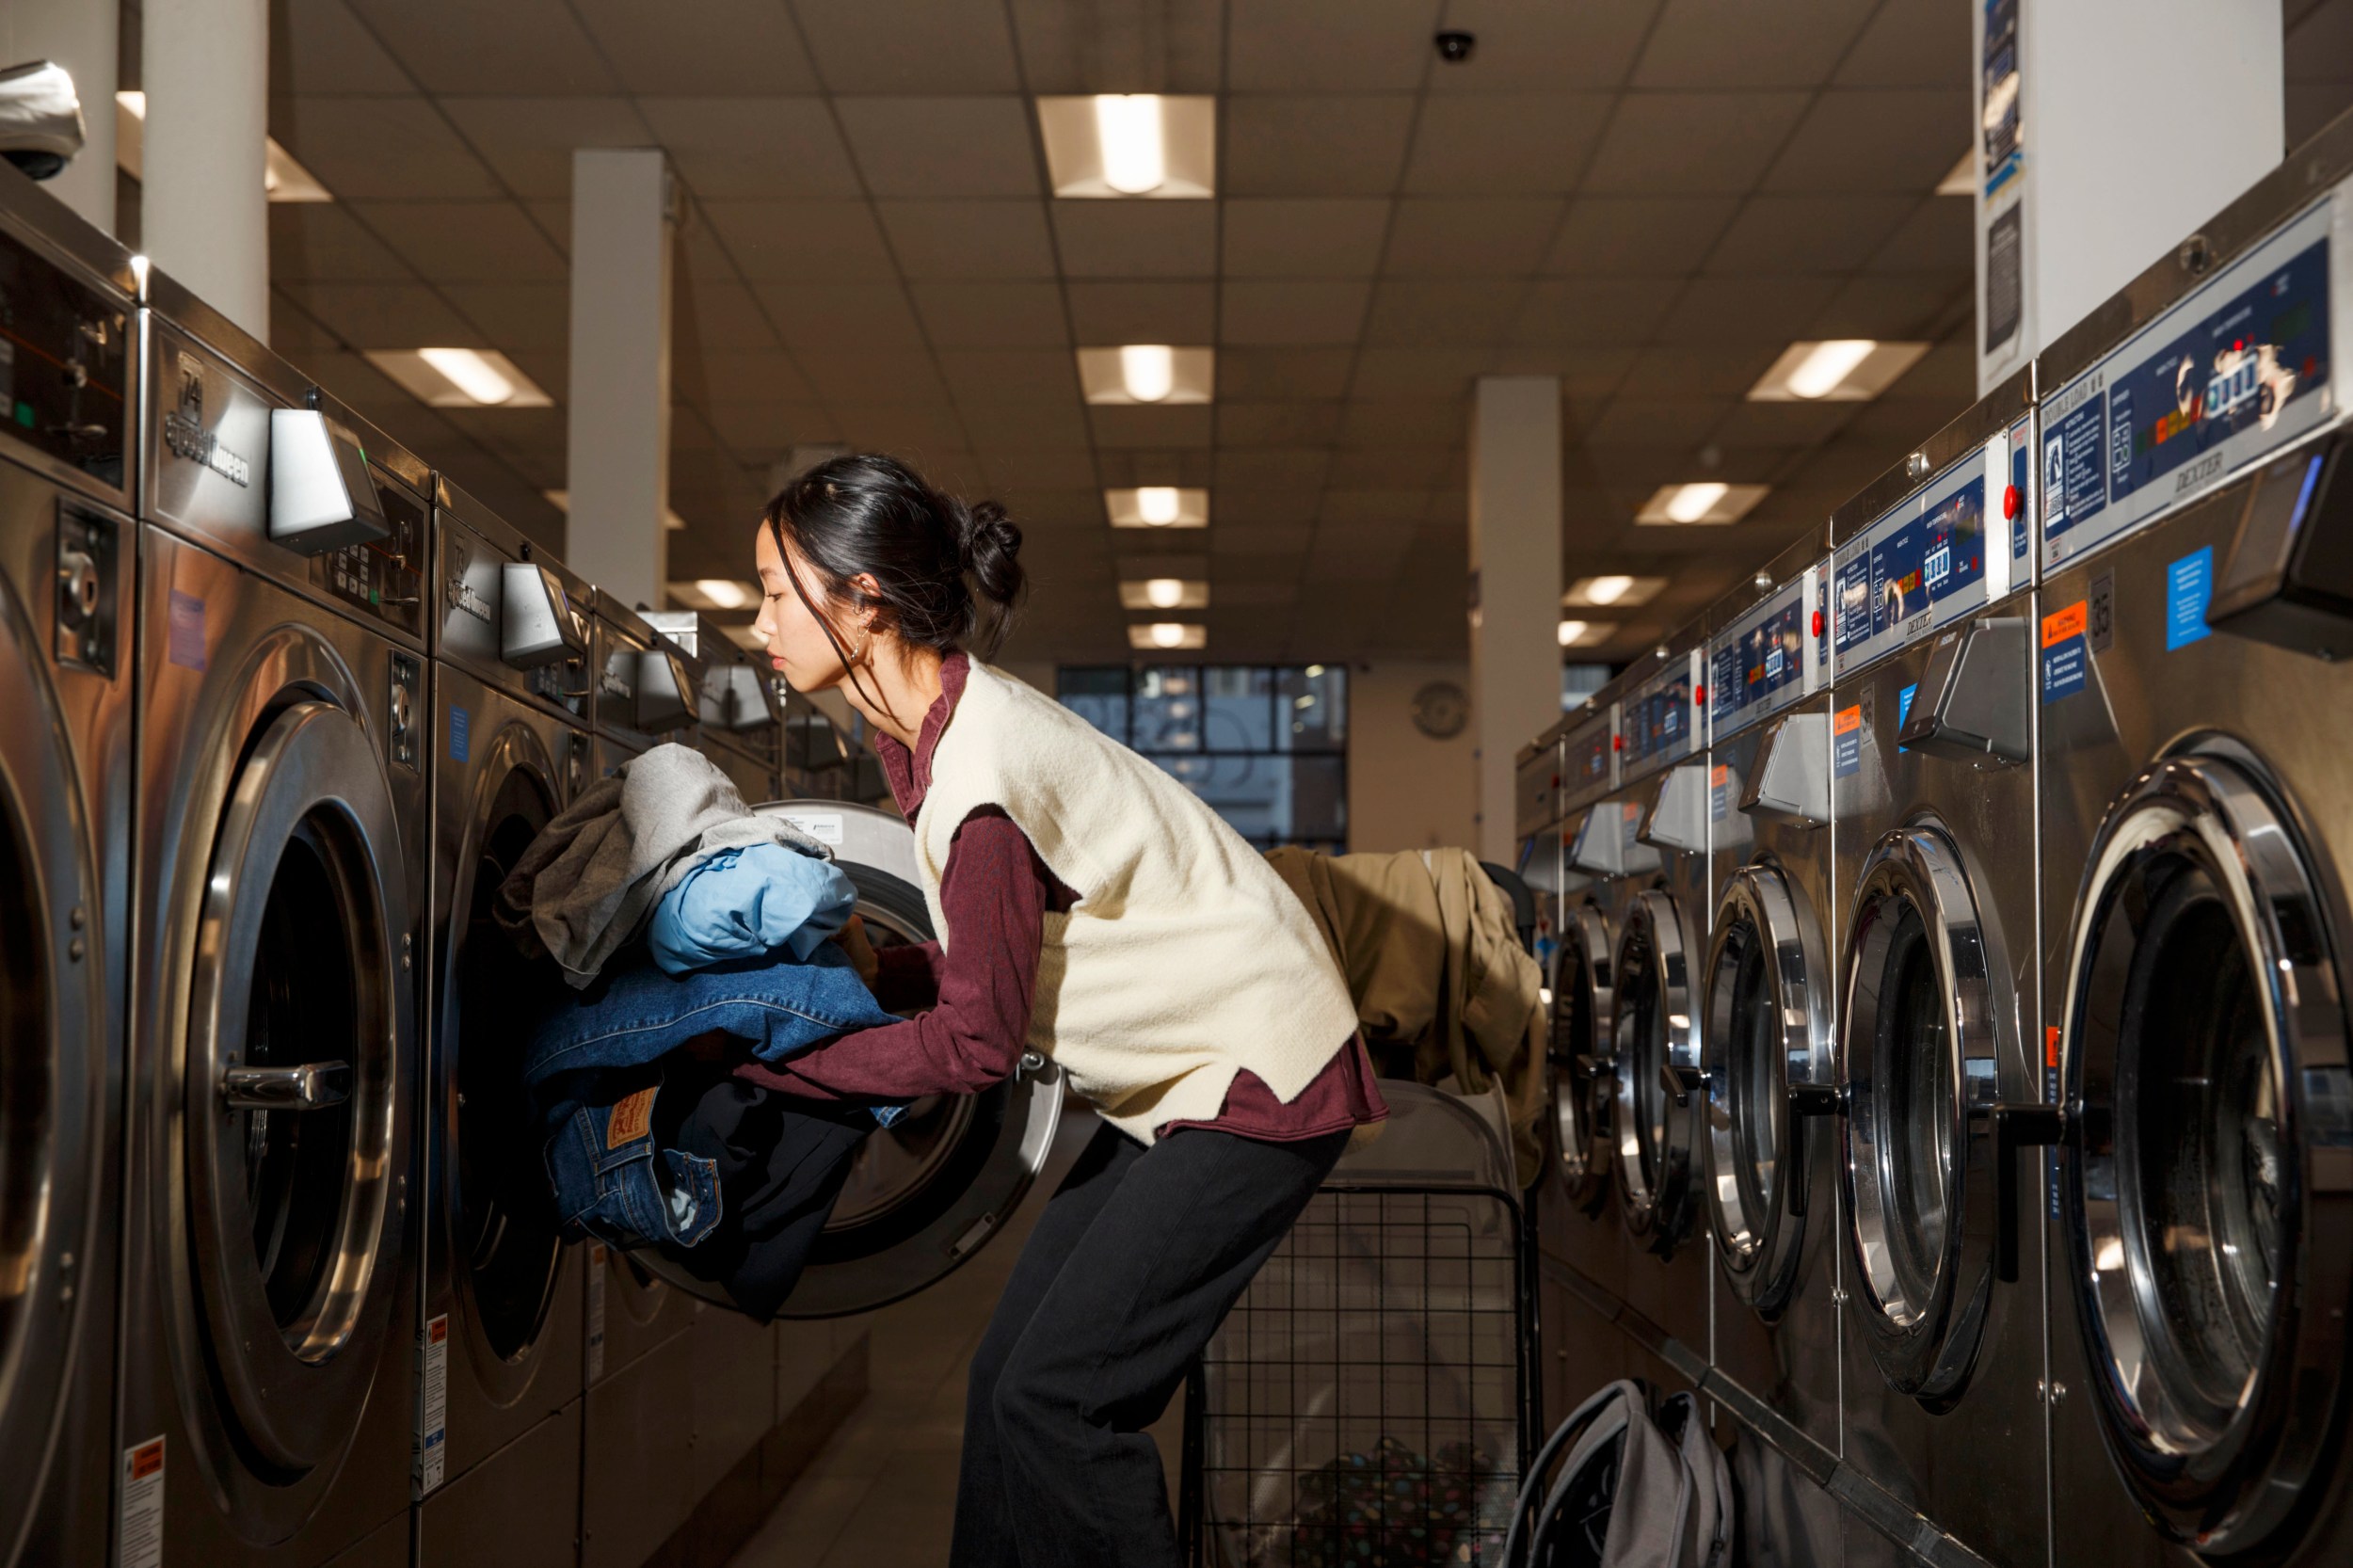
[1781,1081,1846,1218]
[1992,1102,2068,1283]
[1659,1062,1705,1107]
[1787,1081,1846,1118]
[221,1060,353,1112]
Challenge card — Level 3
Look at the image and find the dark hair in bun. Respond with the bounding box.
[761,454,1026,673]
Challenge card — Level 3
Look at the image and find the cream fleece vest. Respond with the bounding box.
[914,661,1360,1144]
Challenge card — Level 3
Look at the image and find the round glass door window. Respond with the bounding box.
[1612,889,1698,1253]
[1550,901,1612,1205]
[2061,754,2352,1556]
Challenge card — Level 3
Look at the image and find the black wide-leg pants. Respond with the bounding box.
[950,1118,1349,1568]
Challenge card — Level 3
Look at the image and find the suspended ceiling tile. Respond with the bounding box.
[1865,196,1971,275]
[568,0,823,94]
[279,281,485,348]
[1049,203,1219,279]
[1580,92,1811,194]
[910,281,1072,347]
[1362,280,1525,346]
[701,200,894,281]
[1809,274,1967,342]
[344,0,620,94]
[2290,82,2353,146]
[755,283,930,358]
[980,448,1101,489]
[1007,0,1228,94]
[674,349,821,406]
[994,488,1108,528]
[795,350,946,403]
[1213,581,1302,608]
[274,0,412,94]
[353,200,568,282]
[1210,521,1316,554]
[827,403,971,455]
[1346,346,1491,400]
[437,98,660,200]
[272,295,346,353]
[833,97,1040,197]
[1507,277,1682,344]
[1095,449,1214,486]
[1226,0,1441,92]
[792,0,1024,92]
[1630,0,1878,90]
[936,348,1083,405]
[268,203,414,283]
[1337,400,1460,450]
[1706,398,1860,451]
[953,397,1093,449]
[1223,97,1417,197]
[1383,198,1563,276]
[879,200,1060,279]
[274,97,506,200]
[1219,280,1374,346]
[1090,405,1215,448]
[297,346,413,411]
[1401,96,1611,195]
[440,281,572,352]
[1326,446,1455,488]
[1222,199,1394,277]
[1882,337,1975,400]
[636,98,865,199]
[1065,280,1217,343]
[674,278,786,354]
[1217,448,1331,488]
[1583,397,1730,449]
[1763,89,1972,195]
[1218,346,1357,400]
[1834,0,1972,89]
[1652,275,1842,344]
[1218,401,1345,447]
[1543,196,1737,275]
[1423,0,1664,90]
[1703,194,1921,275]
[1486,343,1640,398]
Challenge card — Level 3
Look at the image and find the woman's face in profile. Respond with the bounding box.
[753,524,852,694]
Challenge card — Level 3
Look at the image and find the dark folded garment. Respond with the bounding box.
[648,1056,872,1320]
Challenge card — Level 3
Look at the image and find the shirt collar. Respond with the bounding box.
[874,650,969,819]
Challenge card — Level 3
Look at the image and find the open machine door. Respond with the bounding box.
[1548,899,1614,1208]
[1611,888,1702,1256]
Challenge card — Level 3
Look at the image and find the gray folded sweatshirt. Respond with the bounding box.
[495,743,832,987]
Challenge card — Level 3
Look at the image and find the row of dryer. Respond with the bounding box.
[0,164,1064,1568]
[1520,115,2353,1567]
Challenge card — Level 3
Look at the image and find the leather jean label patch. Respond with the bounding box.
[607,1086,657,1148]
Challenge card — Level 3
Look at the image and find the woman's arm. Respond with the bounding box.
[738,808,1065,1101]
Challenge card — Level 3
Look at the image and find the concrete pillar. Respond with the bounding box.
[4,0,117,232]
[1467,376,1562,864]
[142,0,268,340]
[1977,0,2281,392]
[567,149,676,608]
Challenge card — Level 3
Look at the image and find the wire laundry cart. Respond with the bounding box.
[1181,1081,1536,1567]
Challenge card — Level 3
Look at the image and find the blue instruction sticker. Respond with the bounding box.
[2042,600,2089,704]
[1897,682,1918,728]
[448,705,470,762]
[168,590,207,671]
[2166,546,2214,650]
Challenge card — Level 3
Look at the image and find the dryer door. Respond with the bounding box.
[2058,754,2352,1556]
[1612,888,1701,1252]
[758,801,1064,1317]
[184,696,409,1522]
[1549,899,1614,1205]
[1839,824,2001,1403]
[1705,863,1833,1319]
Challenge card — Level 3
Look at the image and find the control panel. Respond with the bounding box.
[309,468,424,637]
[0,223,130,491]
[1709,567,1826,743]
[1619,651,1702,781]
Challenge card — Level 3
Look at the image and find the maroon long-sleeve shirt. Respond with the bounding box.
[736,654,1385,1142]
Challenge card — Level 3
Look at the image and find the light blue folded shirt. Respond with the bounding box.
[646,843,859,975]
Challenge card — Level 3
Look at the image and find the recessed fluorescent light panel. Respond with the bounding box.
[1636,482,1769,526]
[669,580,758,612]
[1118,578,1209,611]
[1036,95,1216,199]
[1557,619,1616,648]
[1748,339,1930,403]
[1936,150,1976,196]
[1077,345,1215,406]
[1564,574,1666,609]
[1129,621,1208,650]
[1106,487,1209,528]
[367,347,552,408]
[546,489,689,532]
[117,91,330,201]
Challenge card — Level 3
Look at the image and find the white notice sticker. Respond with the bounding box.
[778,811,845,846]
[119,1436,165,1568]
[414,1314,449,1496]
[586,1243,608,1384]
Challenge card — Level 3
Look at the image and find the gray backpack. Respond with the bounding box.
[1501,1380,1736,1568]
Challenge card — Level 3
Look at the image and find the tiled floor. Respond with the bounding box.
[728,1110,1186,1567]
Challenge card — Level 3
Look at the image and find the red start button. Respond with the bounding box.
[2002,484,2022,520]
[1694,684,1706,706]
[1811,609,1825,637]
[1612,733,1624,752]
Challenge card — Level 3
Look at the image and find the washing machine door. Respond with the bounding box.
[1549,898,1614,1205]
[1612,888,1701,1252]
[1704,863,1833,1319]
[440,726,569,1396]
[1839,823,2001,1404]
[184,696,409,1525]
[2058,754,2352,1556]
[0,582,105,1563]
[753,800,1064,1317]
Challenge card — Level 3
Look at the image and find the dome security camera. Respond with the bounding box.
[1433,30,1476,64]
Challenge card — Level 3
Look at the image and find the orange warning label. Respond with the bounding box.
[1710,764,1729,787]
[1833,704,1862,735]
[2042,600,2088,647]
[130,1440,164,1480]
[607,1087,656,1148]
[428,1316,450,1346]
[2045,1025,2061,1068]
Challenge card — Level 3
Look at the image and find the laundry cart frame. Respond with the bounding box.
[1179,1083,1538,1568]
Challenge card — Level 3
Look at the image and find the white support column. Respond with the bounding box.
[4,0,118,232]
[1977,0,2281,392]
[1468,376,1563,865]
[567,149,676,609]
[142,0,268,340]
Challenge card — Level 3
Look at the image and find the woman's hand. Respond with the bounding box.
[835,913,880,991]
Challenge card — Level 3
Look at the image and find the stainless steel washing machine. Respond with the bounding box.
[1825,376,2046,1568]
[1700,536,1843,1489]
[414,478,596,1564]
[2032,123,2353,1568]
[1602,636,1714,1387]
[588,589,698,779]
[644,610,781,806]
[123,276,428,1568]
[1546,708,1625,1292]
[0,172,136,1568]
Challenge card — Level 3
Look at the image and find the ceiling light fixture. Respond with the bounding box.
[1584,574,1635,605]
[117,90,331,201]
[1128,621,1207,650]
[548,490,690,532]
[1557,619,1588,648]
[1936,150,1976,196]
[371,347,552,409]
[1151,623,1188,648]
[1748,339,1930,403]
[1636,483,1769,527]
[1785,340,1878,400]
[1144,578,1185,608]
[1077,345,1214,406]
[1094,95,1166,195]
[1119,344,1175,403]
[1664,482,1727,524]
[1564,574,1666,610]
[694,580,753,611]
[418,347,517,406]
[1120,577,1209,610]
[1106,487,1209,529]
[1137,486,1181,525]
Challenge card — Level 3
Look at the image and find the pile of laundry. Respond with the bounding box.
[1281,1434,1517,1567]
[495,743,903,1320]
